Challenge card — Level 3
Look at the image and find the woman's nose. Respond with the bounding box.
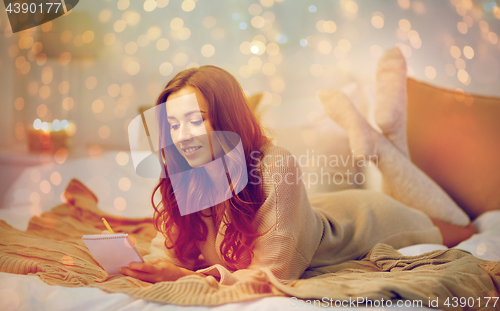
[177,124,194,142]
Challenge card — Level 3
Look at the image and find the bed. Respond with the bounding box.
[1,150,499,311]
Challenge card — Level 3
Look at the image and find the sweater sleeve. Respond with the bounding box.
[196,145,324,285]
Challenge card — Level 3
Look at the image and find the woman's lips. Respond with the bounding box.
[182,146,202,157]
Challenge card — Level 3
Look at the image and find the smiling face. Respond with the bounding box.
[166,86,222,168]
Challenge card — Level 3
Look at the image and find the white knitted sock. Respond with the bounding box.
[375,47,409,157]
[319,90,470,226]
[317,89,375,159]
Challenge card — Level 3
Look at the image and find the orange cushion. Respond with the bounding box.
[407,78,500,220]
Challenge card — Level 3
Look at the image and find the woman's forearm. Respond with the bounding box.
[177,267,204,279]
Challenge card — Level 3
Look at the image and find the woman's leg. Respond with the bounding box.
[318,89,471,227]
[372,48,476,243]
[374,47,410,157]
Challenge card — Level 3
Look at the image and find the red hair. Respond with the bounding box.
[152,65,269,267]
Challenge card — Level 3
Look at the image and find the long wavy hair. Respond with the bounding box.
[151,65,270,268]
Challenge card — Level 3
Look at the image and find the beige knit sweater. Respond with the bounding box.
[144,144,442,285]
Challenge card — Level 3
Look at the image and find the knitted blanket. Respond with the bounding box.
[0,179,499,311]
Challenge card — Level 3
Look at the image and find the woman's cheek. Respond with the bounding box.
[191,124,208,137]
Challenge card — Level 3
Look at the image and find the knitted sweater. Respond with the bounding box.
[144,144,442,285]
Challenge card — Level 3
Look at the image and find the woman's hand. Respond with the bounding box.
[119,258,201,283]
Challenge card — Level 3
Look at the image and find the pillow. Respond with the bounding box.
[406,78,500,220]
[271,120,356,194]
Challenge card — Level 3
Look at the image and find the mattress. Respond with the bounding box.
[1,151,499,311]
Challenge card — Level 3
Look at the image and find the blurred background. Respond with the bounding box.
[0,0,499,216]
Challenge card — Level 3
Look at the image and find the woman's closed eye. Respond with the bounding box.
[169,119,203,130]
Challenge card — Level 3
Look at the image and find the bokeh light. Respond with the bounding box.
[371,12,384,29]
[37,104,48,118]
[127,62,141,75]
[463,46,474,59]
[248,56,262,70]
[144,0,157,12]
[170,18,183,30]
[85,76,97,90]
[114,20,127,33]
[99,9,112,23]
[201,44,215,57]
[92,99,104,113]
[33,119,41,130]
[114,197,127,210]
[116,152,129,166]
[450,46,461,59]
[108,84,120,97]
[59,81,70,94]
[399,19,411,31]
[62,97,74,111]
[157,0,169,8]
[457,21,468,34]
[125,42,138,55]
[318,41,332,54]
[262,63,276,76]
[40,180,51,194]
[119,177,131,191]
[117,0,130,10]
[147,26,162,40]
[50,172,62,185]
[55,148,68,164]
[30,192,41,205]
[476,243,487,256]
[455,58,466,70]
[123,11,141,26]
[159,62,173,76]
[425,66,436,79]
[98,125,111,139]
[182,0,195,12]
[156,38,170,51]
[446,64,457,76]
[249,3,262,15]
[14,97,25,110]
[173,52,189,65]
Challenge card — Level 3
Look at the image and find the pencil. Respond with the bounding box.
[101,217,115,233]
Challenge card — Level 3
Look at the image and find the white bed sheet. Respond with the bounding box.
[1,152,499,311]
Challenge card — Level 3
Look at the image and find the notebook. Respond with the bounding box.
[82,233,144,275]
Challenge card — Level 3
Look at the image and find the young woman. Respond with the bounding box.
[119,57,477,284]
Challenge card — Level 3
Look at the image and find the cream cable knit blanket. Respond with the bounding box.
[0,179,499,311]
